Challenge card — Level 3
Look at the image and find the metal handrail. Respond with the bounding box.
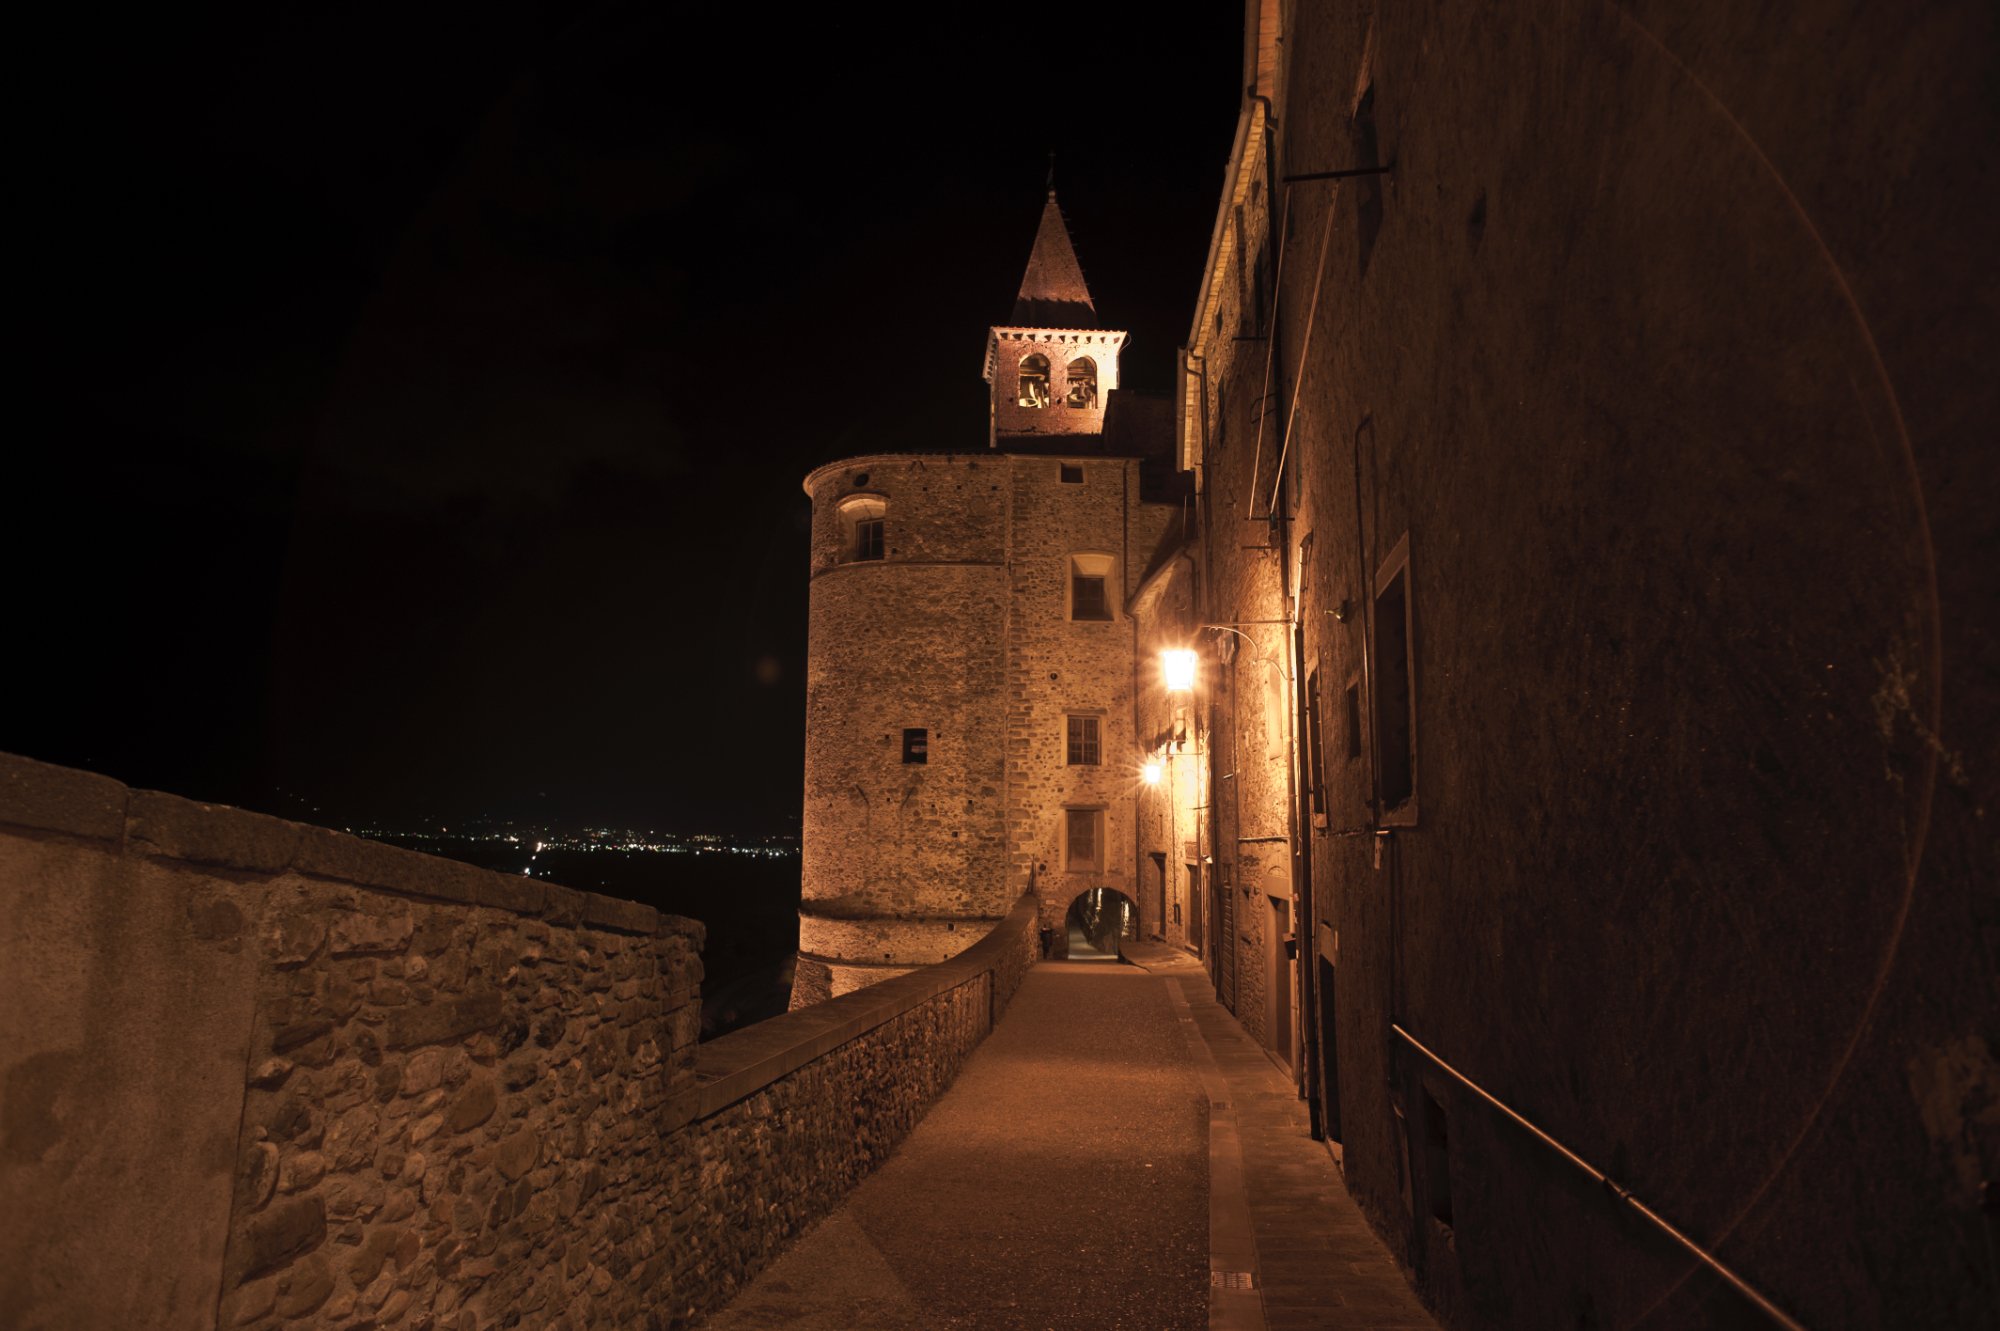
[1391,1024,1807,1331]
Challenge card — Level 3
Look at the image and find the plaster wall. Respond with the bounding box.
[1210,2,2000,1326]
[1,809,261,1330]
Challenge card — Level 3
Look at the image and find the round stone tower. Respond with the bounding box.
[792,190,1172,1008]
[793,454,1014,1005]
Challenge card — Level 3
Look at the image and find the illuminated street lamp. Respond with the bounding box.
[1162,648,1198,694]
[1141,759,1163,786]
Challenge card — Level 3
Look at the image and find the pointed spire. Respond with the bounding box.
[1011,191,1097,328]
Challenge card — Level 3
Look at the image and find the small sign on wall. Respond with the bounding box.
[902,729,928,763]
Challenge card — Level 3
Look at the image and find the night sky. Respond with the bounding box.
[14,3,1243,833]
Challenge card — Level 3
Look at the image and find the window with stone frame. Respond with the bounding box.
[1066,715,1101,766]
[840,495,886,563]
[1068,552,1115,622]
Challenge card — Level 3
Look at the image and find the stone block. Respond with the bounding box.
[0,752,127,839]
[386,990,503,1050]
[127,788,304,872]
[271,1018,332,1054]
[446,1077,498,1132]
[264,907,327,968]
[274,1252,333,1317]
[542,884,587,926]
[228,1194,326,1285]
[582,893,658,935]
[329,910,415,957]
[496,1128,539,1182]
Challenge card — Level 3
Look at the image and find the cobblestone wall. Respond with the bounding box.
[218,877,702,1331]
[2,754,1039,1331]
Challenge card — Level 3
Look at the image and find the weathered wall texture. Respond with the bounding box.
[1002,453,1177,945]
[989,329,1125,443]
[2,754,1041,1331]
[686,891,1039,1312]
[1186,1,1999,1327]
[798,450,1179,993]
[0,754,701,1331]
[800,455,1013,1001]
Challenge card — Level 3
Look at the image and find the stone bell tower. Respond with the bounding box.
[792,187,1180,1011]
[984,192,1127,447]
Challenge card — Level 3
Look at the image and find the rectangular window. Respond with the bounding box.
[1069,553,1115,622]
[1065,715,1100,765]
[1072,575,1108,619]
[854,518,884,561]
[902,728,928,764]
[1064,808,1102,871]
[1060,463,1083,484]
[1373,535,1415,815]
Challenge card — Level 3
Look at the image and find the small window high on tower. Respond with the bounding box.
[839,496,886,563]
[1065,357,1097,409]
[1068,553,1115,621]
[1018,354,1051,408]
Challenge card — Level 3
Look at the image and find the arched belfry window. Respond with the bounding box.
[1065,357,1098,409]
[1017,354,1051,408]
[839,495,886,562]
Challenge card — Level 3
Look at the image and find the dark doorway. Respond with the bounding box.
[1317,955,1342,1144]
[1064,887,1137,961]
[1269,895,1293,1068]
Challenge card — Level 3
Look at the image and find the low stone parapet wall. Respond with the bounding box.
[673,891,1039,1316]
[0,754,1037,1330]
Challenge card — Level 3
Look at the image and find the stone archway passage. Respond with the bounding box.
[1065,886,1137,961]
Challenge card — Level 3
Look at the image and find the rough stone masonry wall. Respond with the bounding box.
[682,890,1038,1319]
[3,753,1041,1331]
[0,753,702,1331]
[798,455,1014,1003]
[1003,453,1178,941]
[217,874,700,1331]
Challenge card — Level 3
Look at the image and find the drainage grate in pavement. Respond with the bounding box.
[1211,1270,1257,1289]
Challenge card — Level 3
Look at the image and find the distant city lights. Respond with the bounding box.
[352,823,798,862]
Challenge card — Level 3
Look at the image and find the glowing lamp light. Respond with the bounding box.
[1141,760,1163,786]
[1162,648,1199,693]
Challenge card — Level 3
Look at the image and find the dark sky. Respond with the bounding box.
[14,2,1243,833]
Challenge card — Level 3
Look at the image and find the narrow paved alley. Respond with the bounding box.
[703,957,1434,1330]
